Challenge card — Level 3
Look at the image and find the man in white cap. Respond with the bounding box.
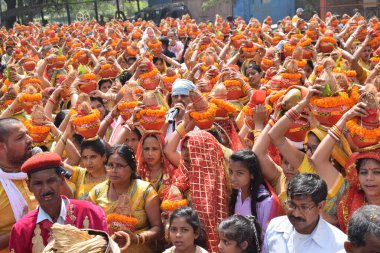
[292,8,304,25]
[165,79,196,141]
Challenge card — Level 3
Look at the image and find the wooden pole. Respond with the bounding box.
[320,0,326,20]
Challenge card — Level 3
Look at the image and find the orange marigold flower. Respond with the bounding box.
[346,118,380,139]
[310,92,351,108]
[320,36,337,44]
[190,104,217,120]
[139,68,159,79]
[117,101,138,110]
[71,110,100,125]
[24,120,50,134]
[223,80,241,87]
[18,93,42,103]
[161,199,189,211]
[209,98,236,113]
[280,73,302,79]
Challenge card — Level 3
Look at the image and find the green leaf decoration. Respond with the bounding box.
[4,68,10,79]
[334,55,341,68]
[92,43,98,49]
[216,30,222,36]
[57,48,63,56]
[322,83,332,97]
[78,64,87,75]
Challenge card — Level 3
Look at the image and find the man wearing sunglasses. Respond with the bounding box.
[263,173,346,252]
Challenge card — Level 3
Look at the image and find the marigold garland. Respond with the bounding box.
[126,46,139,56]
[242,46,257,52]
[117,101,139,111]
[320,36,337,44]
[369,36,380,46]
[24,120,50,134]
[280,73,302,79]
[71,109,100,125]
[18,93,42,103]
[298,38,312,47]
[310,92,351,108]
[106,213,139,227]
[209,98,236,113]
[370,56,380,62]
[283,43,296,52]
[136,106,167,119]
[223,80,241,87]
[262,58,274,67]
[269,90,286,104]
[79,73,97,80]
[242,104,272,116]
[210,74,219,85]
[21,78,43,88]
[161,199,189,211]
[162,74,179,83]
[346,118,380,139]
[190,104,217,120]
[231,34,245,41]
[295,59,307,68]
[139,68,159,79]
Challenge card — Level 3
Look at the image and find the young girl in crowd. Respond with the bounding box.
[164,207,209,253]
[218,215,262,253]
[229,150,283,236]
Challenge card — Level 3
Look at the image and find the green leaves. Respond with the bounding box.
[78,64,87,75]
[322,83,332,97]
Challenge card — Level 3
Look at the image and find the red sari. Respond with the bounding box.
[136,133,177,201]
[172,131,229,253]
[338,151,380,232]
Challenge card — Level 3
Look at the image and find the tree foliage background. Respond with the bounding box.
[1,0,148,27]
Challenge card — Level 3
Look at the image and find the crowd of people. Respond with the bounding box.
[0,7,379,253]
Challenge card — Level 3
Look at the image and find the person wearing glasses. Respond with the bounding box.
[88,144,162,253]
[263,173,346,253]
[268,87,350,225]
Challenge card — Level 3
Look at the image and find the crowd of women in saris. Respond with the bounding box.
[0,9,379,253]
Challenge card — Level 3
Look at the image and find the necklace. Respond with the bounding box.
[85,171,106,184]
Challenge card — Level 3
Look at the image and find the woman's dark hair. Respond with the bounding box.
[54,109,69,128]
[218,215,262,253]
[107,144,138,179]
[306,59,314,70]
[229,150,269,217]
[90,96,106,108]
[81,138,107,156]
[132,127,142,141]
[243,60,262,76]
[208,124,230,148]
[153,57,164,64]
[98,79,112,90]
[169,207,207,249]
[73,134,84,146]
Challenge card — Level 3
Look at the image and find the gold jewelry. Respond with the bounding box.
[60,137,67,145]
[175,124,187,139]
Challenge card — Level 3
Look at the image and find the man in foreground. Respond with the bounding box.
[264,173,347,252]
[9,152,108,253]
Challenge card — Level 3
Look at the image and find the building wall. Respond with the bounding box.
[233,0,295,23]
[173,0,233,22]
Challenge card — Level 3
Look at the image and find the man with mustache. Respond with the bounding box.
[263,173,347,253]
[0,118,36,253]
[8,152,108,253]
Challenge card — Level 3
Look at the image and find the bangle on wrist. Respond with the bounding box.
[328,129,339,142]
[176,124,187,139]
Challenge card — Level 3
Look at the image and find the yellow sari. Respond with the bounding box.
[70,166,106,200]
[89,179,158,253]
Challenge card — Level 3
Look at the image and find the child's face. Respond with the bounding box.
[169,217,198,252]
[229,160,251,191]
[218,232,245,253]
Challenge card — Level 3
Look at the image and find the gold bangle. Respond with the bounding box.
[136,234,140,245]
[175,124,187,139]
[140,234,146,244]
